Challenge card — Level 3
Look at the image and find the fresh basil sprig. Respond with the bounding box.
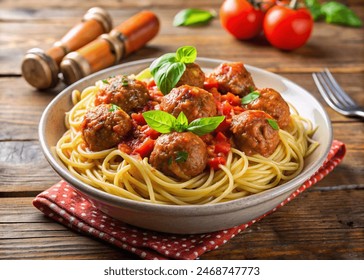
[142,110,224,136]
[305,0,323,20]
[186,117,224,136]
[150,46,197,95]
[321,2,362,27]
[141,110,177,133]
[173,8,216,27]
[241,91,260,105]
[305,0,362,27]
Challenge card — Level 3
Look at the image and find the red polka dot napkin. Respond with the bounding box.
[33,140,345,260]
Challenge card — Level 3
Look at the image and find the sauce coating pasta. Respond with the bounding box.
[56,61,318,205]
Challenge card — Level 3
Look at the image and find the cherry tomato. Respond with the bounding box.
[263,5,313,50]
[220,0,265,40]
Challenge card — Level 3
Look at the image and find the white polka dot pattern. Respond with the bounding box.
[33,140,345,260]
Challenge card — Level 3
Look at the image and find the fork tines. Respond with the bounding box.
[312,69,364,119]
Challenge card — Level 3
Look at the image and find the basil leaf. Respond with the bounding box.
[175,111,189,132]
[142,110,177,134]
[267,119,279,130]
[321,2,362,27]
[176,46,197,64]
[150,53,176,76]
[241,91,260,105]
[187,116,225,136]
[305,0,323,21]
[153,61,186,95]
[102,79,109,84]
[173,8,215,27]
[175,151,188,163]
[142,110,225,136]
[150,46,198,95]
[109,104,120,112]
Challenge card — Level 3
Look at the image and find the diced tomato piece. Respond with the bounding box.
[215,141,231,155]
[147,80,156,88]
[215,131,228,142]
[225,92,241,106]
[221,92,241,106]
[233,105,244,114]
[133,137,155,158]
[204,76,219,90]
[140,125,161,139]
[221,100,233,116]
[214,132,231,155]
[131,112,146,125]
[209,87,221,102]
[118,143,132,154]
[215,118,231,134]
[208,157,227,170]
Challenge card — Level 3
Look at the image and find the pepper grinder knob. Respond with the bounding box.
[60,10,160,85]
[21,7,112,89]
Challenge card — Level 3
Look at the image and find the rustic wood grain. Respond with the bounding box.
[0,0,363,260]
[0,186,363,260]
[1,4,363,75]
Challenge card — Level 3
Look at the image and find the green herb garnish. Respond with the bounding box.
[142,110,224,136]
[305,0,323,20]
[102,79,110,84]
[186,116,225,136]
[305,0,362,27]
[267,119,279,130]
[175,151,188,163]
[150,46,197,95]
[241,91,260,105]
[121,78,129,86]
[321,2,362,27]
[175,111,189,132]
[142,110,177,134]
[173,8,215,27]
[109,104,121,112]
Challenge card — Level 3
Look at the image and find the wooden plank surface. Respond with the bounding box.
[0,0,363,260]
[1,186,363,260]
[1,5,364,74]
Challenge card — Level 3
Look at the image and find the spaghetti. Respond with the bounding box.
[56,69,318,205]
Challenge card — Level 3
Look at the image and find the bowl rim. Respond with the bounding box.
[39,57,333,216]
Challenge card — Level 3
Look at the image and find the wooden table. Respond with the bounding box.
[1,0,363,260]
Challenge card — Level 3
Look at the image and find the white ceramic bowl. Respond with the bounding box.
[39,58,332,234]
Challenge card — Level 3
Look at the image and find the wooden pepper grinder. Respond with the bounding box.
[21,7,112,89]
[60,10,160,85]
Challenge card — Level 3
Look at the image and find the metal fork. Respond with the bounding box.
[312,69,364,119]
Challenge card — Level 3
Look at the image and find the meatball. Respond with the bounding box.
[160,85,217,123]
[150,132,208,180]
[176,62,205,88]
[243,88,291,129]
[209,62,256,96]
[95,75,149,113]
[81,104,132,151]
[230,110,280,157]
